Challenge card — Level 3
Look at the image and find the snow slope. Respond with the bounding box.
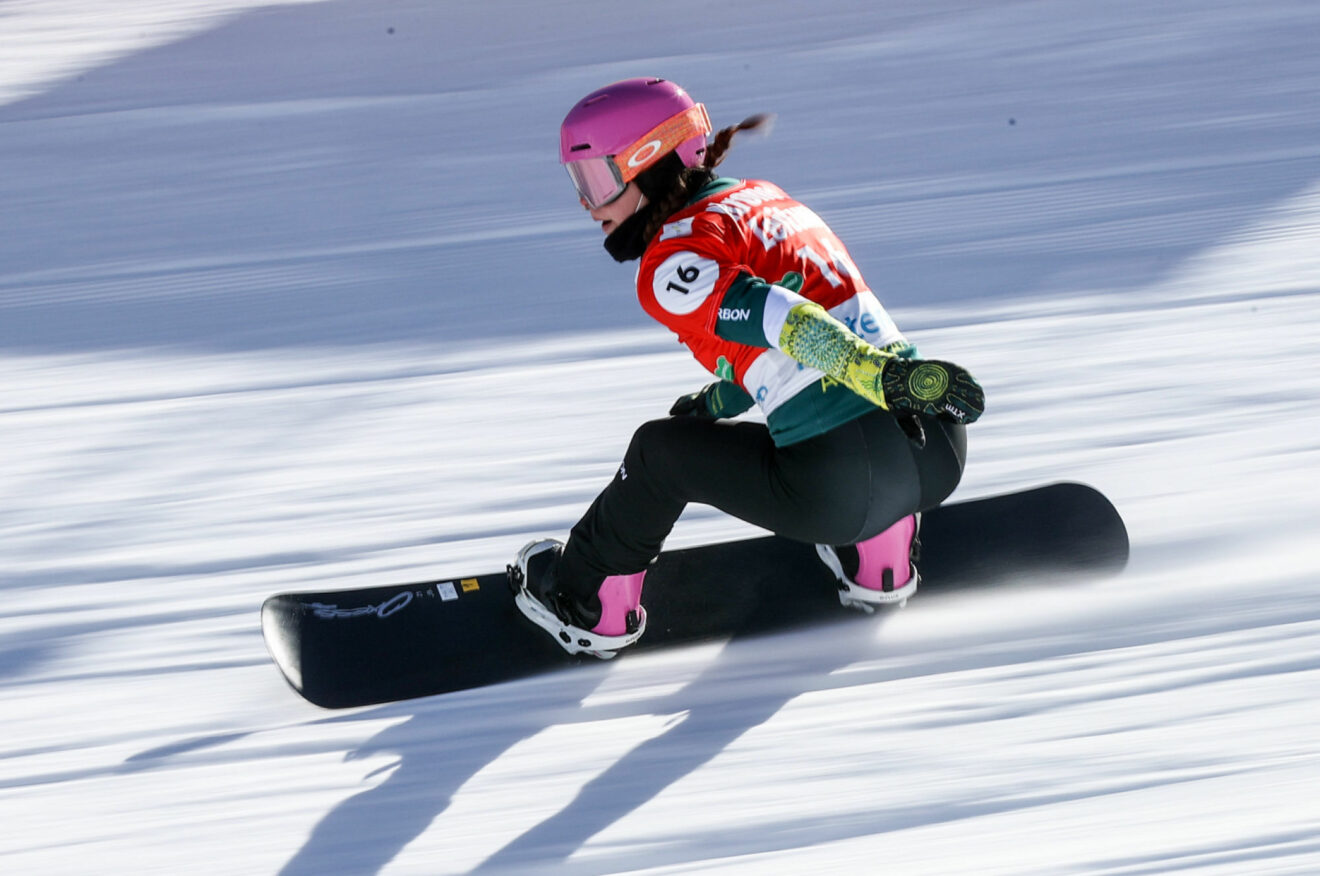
[2,1,1319,873]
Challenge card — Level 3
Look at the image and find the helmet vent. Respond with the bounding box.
[569,143,592,152]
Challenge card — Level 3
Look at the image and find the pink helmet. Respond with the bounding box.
[560,77,712,209]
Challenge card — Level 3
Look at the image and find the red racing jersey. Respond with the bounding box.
[636,178,908,444]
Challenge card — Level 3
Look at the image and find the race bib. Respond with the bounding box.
[651,251,719,316]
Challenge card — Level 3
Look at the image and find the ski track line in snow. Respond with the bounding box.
[3,1,1320,874]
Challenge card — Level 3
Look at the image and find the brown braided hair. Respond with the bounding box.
[702,113,775,171]
[634,114,775,246]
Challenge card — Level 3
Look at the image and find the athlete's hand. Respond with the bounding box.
[879,358,984,425]
[669,387,715,418]
[669,381,755,419]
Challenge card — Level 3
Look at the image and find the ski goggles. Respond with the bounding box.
[564,103,712,209]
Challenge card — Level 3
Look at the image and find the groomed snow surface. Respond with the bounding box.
[3,2,1319,873]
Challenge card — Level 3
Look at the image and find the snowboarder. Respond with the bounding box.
[513,77,983,658]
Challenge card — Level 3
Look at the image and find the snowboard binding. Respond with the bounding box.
[816,514,921,613]
[509,539,647,660]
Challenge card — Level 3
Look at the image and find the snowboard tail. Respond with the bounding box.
[262,482,1128,708]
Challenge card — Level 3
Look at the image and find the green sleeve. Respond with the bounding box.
[705,380,755,417]
[714,271,806,348]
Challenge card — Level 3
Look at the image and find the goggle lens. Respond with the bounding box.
[565,157,626,210]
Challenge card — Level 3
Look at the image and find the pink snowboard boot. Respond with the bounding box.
[816,514,920,612]
[511,539,647,659]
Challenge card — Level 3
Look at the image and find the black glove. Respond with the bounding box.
[880,358,985,425]
[670,381,757,419]
[669,387,715,418]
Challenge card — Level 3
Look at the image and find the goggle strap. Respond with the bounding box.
[614,104,712,182]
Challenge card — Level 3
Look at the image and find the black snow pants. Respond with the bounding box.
[557,407,967,593]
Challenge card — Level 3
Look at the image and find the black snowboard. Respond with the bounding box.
[262,482,1128,708]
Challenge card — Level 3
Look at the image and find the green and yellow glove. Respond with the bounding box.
[779,301,984,424]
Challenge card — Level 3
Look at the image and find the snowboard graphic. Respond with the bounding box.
[262,482,1128,708]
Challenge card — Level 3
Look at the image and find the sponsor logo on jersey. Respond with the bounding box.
[718,307,752,322]
[835,311,884,338]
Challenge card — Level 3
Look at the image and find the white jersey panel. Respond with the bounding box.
[761,283,807,352]
[745,292,908,415]
[830,291,905,349]
[743,350,828,412]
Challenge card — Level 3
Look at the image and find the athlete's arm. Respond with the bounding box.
[709,270,982,423]
[777,299,984,424]
[712,271,806,348]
